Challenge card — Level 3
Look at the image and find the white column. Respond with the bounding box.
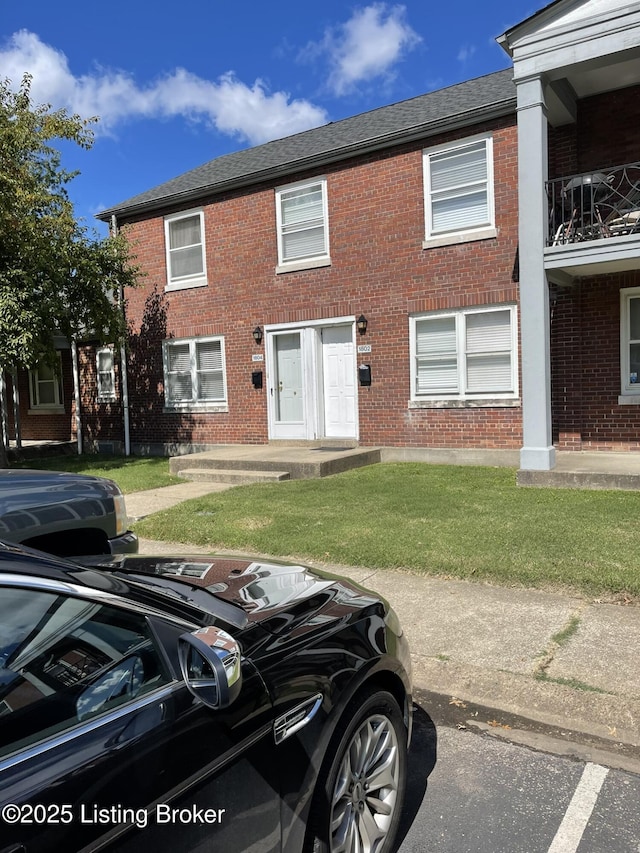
[516,76,556,471]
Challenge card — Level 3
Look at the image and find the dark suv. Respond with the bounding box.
[0,469,137,557]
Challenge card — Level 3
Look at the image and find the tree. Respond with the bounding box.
[0,74,139,460]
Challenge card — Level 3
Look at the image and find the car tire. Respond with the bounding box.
[306,688,407,853]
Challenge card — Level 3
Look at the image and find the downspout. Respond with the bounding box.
[71,340,82,454]
[0,373,8,451]
[11,370,21,450]
[111,215,131,456]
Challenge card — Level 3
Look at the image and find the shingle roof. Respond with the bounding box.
[99,67,515,222]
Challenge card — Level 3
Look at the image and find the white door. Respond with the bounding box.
[322,326,357,438]
[270,332,306,439]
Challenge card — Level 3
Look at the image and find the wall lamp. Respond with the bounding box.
[253,326,263,345]
[356,314,368,335]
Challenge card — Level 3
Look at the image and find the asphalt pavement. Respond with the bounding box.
[126,482,640,759]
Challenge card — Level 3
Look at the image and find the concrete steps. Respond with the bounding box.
[170,444,382,484]
[176,468,291,485]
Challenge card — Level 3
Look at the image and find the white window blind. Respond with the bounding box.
[621,289,640,391]
[415,317,458,394]
[166,343,192,401]
[97,348,115,400]
[414,307,515,399]
[165,211,205,286]
[164,338,226,405]
[278,181,328,263]
[426,137,492,236]
[465,310,512,393]
[196,340,225,400]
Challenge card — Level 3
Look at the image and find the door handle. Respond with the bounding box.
[1,845,26,853]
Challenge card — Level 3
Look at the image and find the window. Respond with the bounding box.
[276,178,330,271]
[29,355,63,410]
[96,347,116,401]
[163,336,227,408]
[411,306,517,401]
[620,288,640,398]
[0,587,169,759]
[423,134,495,246]
[164,209,207,290]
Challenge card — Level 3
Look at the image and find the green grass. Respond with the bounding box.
[14,454,180,494]
[132,463,640,599]
[21,456,640,599]
[550,615,582,647]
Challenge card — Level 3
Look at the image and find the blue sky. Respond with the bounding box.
[1,1,543,235]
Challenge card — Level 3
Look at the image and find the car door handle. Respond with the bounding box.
[1,844,26,853]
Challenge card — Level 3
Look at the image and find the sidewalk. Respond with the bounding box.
[126,485,640,755]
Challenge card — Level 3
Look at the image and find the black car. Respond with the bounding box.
[0,469,138,557]
[0,542,412,853]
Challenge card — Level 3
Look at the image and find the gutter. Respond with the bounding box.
[98,97,516,223]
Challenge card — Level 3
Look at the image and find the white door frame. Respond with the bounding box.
[265,317,359,441]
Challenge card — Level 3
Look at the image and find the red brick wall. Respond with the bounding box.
[120,117,523,452]
[549,83,640,180]
[549,84,640,451]
[77,346,125,450]
[577,85,640,171]
[552,272,640,451]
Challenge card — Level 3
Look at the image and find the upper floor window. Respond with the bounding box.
[620,287,640,396]
[96,347,116,402]
[164,209,207,290]
[275,178,330,272]
[411,305,517,402]
[423,134,496,247]
[29,354,64,411]
[163,336,227,409]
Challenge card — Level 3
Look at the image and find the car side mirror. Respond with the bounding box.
[178,626,242,710]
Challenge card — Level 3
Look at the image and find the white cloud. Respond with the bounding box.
[303,3,421,96]
[0,30,328,145]
[457,45,477,64]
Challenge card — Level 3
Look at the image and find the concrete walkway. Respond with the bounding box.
[126,483,640,762]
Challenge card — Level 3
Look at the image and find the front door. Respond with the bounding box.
[270,332,306,439]
[321,326,357,439]
[267,323,358,441]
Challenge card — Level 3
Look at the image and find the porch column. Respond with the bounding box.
[516,75,555,471]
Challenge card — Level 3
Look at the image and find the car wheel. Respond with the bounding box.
[307,688,407,853]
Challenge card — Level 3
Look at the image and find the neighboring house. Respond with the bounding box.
[1,342,124,453]
[24,0,639,473]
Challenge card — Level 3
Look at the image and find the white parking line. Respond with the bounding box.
[547,762,609,853]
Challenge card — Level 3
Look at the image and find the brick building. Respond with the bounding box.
[13,0,640,474]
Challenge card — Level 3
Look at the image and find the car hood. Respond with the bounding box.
[80,553,384,637]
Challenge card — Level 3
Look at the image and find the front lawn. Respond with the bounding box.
[13,454,180,494]
[133,463,640,599]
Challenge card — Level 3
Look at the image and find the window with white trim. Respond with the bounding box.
[164,209,207,290]
[29,355,64,410]
[411,306,517,401]
[276,178,329,269]
[423,134,495,243]
[96,347,116,401]
[620,287,640,395]
[163,337,227,407]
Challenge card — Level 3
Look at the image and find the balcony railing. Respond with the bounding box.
[547,161,640,246]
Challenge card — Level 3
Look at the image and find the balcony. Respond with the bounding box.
[547,162,640,246]
[544,162,640,282]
